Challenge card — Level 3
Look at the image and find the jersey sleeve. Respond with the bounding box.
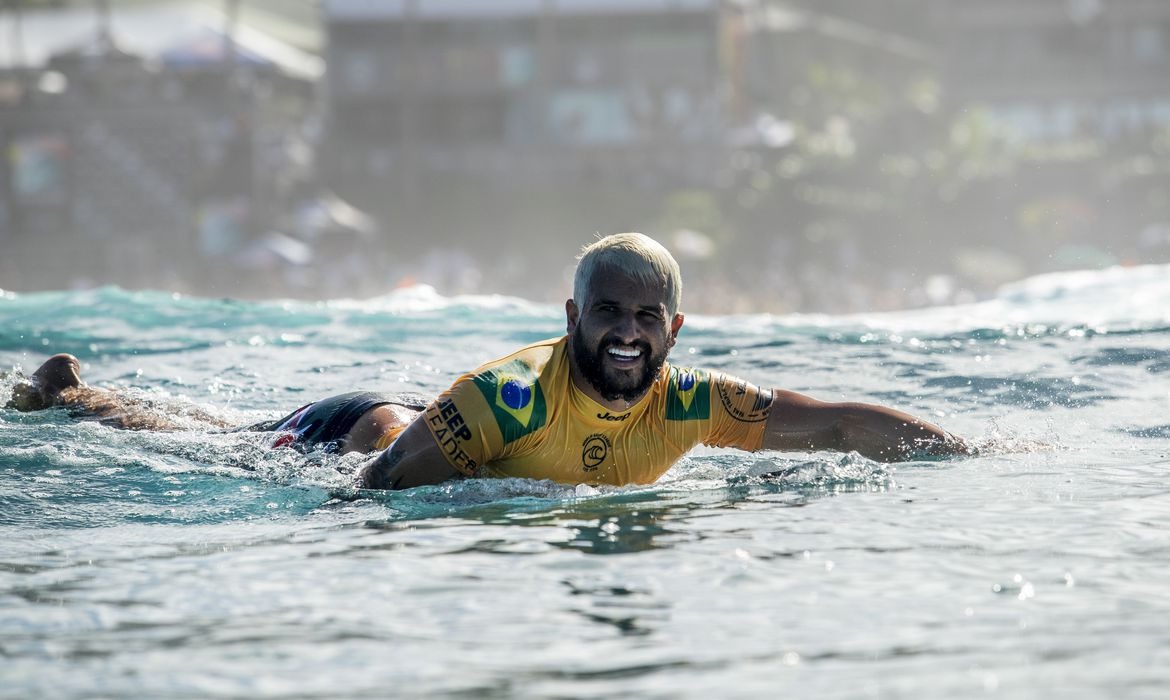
[701,371,774,451]
[422,355,550,476]
[422,374,503,476]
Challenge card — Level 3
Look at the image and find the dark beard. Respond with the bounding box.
[571,326,667,403]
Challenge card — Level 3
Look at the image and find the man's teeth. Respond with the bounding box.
[608,347,642,359]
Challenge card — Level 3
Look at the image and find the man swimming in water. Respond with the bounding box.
[6,353,421,454]
[8,233,969,484]
[357,233,970,490]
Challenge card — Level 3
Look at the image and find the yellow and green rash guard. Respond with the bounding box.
[422,336,774,486]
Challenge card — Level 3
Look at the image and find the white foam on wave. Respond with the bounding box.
[687,263,1170,336]
[908,263,1170,333]
[324,283,559,318]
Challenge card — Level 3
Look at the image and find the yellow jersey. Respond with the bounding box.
[422,336,773,486]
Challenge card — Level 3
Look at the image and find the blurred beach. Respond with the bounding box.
[2,0,1169,313]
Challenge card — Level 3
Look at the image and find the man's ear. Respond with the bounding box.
[668,313,684,347]
[565,299,579,334]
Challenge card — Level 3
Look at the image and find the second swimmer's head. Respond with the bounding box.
[5,354,83,411]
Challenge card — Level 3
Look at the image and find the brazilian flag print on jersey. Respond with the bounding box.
[665,366,710,421]
[473,359,548,444]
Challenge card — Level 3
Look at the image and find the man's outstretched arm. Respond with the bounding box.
[358,417,461,490]
[762,389,970,462]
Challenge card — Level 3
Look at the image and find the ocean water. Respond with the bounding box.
[2,265,1170,699]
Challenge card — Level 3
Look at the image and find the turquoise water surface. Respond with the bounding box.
[3,267,1170,698]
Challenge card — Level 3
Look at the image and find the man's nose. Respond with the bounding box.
[612,312,639,343]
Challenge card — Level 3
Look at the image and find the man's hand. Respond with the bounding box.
[358,418,461,489]
[763,389,970,462]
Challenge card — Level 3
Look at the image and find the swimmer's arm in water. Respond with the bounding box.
[761,389,970,461]
[49,386,228,431]
[8,353,231,431]
[358,417,460,490]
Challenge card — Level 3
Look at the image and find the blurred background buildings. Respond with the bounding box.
[2,0,1169,312]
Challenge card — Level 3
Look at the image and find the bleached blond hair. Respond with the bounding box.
[573,233,682,316]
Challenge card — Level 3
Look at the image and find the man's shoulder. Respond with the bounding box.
[659,362,719,387]
[465,336,565,381]
[449,337,565,445]
[660,363,774,428]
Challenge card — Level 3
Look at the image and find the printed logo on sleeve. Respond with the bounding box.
[497,376,534,425]
[427,398,478,475]
[716,379,774,423]
[665,366,710,421]
[473,359,547,444]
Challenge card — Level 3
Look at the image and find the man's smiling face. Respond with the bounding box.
[566,266,683,405]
